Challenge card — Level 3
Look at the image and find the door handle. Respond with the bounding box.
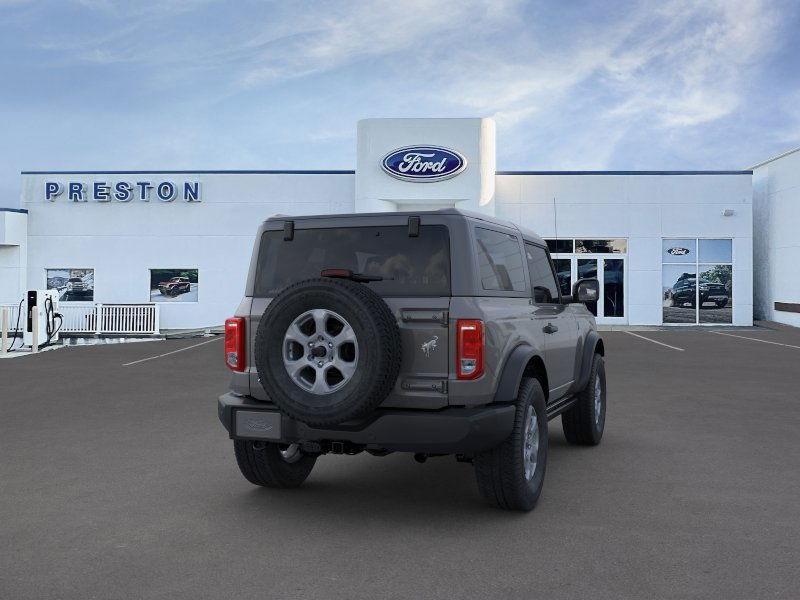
[543,323,558,334]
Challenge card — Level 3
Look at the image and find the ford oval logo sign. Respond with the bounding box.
[667,247,691,256]
[381,145,467,182]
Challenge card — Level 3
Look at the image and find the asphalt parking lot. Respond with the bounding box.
[2,327,799,599]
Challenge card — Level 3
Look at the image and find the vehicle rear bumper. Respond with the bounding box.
[218,392,515,454]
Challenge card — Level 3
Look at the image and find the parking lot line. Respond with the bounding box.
[623,330,685,351]
[710,331,800,349]
[122,337,222,366]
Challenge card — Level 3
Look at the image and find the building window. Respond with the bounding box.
[662,239,732,324]
[546,239,573,254]
[46,268,94,302]
[575,239,627,254]
[149,269,199,302]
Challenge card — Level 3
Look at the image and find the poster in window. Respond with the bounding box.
[150,269,199,302]
[698,265,732,324]
[46,268,94,302]
[663,265,697,324]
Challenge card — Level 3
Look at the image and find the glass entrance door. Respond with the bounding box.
[547,239,627,325]
[577,258,598,316]
[573,257,625,323]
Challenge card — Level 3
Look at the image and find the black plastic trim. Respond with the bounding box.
[218,393,515,454]
[283,220,294,241]
[408,216,420,237]
[574,331,603,392]
[493,344,538,404]
[546,395,578,420]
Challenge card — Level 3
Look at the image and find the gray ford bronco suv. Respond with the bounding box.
[218,209,606,511]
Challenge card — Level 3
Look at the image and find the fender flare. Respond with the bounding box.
[493,344,539,404]
[574,331,604,392]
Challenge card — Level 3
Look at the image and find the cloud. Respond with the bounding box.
[417,0,791,168]
[446,0,781,123]
[0,0,796,196]
[237,0,521,88]
[603,0,781,127]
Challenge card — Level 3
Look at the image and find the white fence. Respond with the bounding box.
[0,302,160,335]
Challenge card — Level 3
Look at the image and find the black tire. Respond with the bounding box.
[233,441,316,488]
[254,278,401,427]
[474,378,548,511]
[716,299,728,308]
[562,353,606,445]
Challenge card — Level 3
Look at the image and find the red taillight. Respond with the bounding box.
[225,317,245,372]
[456,319,484,380]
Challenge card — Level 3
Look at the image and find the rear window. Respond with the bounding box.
[254,225,450,297]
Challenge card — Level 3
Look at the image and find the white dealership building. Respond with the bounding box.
[1,117,796,333]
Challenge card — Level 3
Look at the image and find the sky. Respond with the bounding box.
[1,0,799,208]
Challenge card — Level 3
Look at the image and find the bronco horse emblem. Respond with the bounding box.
[421,336,439,357]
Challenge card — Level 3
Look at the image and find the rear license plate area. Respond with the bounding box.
[234,410,282,440]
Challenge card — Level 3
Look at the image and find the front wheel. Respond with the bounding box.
[233,440,316,488]
[562,353,606,445]
[474,378,548,511]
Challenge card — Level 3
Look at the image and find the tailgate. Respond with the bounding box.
[381,297,450,409]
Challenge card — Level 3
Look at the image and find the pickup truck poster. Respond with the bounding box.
[46,268,94,302]
[149,269,199,302]
[662,264,732,324]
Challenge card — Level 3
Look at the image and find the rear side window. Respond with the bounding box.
[525,243,560,303]
[254,225,450,297]
[474,227,526,292]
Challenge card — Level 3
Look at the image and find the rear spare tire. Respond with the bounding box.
[254,278,401,426]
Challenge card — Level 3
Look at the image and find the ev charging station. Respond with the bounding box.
[23,289,62,349]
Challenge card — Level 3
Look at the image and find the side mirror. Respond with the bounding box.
[573,278,599,304]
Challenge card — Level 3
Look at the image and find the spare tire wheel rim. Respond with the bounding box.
[282,309,359,395]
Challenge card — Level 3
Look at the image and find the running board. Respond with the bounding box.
[546,395,578,420]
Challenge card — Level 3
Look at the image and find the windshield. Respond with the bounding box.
[254,225,450,297]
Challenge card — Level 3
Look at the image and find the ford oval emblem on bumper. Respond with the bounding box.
[381,145,467,182]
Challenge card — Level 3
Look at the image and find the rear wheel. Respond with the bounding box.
[233,440,316,488]
[474,378,548,511]
[562,353,606,445]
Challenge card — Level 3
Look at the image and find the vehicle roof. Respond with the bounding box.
[264,208,546,246]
